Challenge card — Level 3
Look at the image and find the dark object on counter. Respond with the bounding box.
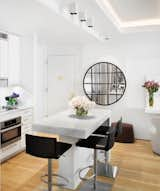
[112,122,135,143]
[2,106,17,110]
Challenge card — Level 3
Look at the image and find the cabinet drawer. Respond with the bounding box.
[1,142,19,152]
[1,141,21,157]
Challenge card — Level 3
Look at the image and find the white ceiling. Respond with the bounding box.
[0,0,115,45]
[108,0,160,22]
[0,0,160,46]
[96,0,160,32]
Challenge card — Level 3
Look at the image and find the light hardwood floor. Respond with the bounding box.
[1,140,160,191]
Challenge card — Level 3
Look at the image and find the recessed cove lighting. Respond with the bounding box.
[96,0,160,32]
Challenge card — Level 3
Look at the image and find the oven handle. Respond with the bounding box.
[0,124,22,133]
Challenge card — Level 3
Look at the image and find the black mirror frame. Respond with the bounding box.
[83,62,127,106]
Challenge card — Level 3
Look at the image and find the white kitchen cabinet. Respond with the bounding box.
[0,37,8,78]
[8,34,20,85]
[0,33,20,86]
[21,108,33,147]
[0,107,33,162]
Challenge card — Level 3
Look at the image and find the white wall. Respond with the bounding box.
[19,34,83,121]
[33,37,47,121]
[81,34,160,140]
[47,45,83,95]
[45,45,82,116]
[20,35,42,120]
[20,35,47,121]
[20,36,34,93]
[19,32,160,140]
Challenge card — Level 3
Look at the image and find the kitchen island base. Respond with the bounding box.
[58,136,93,190]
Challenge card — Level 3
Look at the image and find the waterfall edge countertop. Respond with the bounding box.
[33,108,111,139]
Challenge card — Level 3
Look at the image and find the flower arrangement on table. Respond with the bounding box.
[69,96,95,117]
[142,81,159,107]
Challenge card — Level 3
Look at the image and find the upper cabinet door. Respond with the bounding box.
[0,37,8,78]
[0,33,20,86]
[8,34,20,86]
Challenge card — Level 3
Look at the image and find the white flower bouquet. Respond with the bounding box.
[69,96,95,116]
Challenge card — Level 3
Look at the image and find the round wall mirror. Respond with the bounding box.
[83,62,126,105]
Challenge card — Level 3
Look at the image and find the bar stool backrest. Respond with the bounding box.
[115,117,123,137]
[107,128,116,150]
[26,134,57,159]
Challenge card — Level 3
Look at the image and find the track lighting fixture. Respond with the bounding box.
[79,12,87,22]
[87,18,94,28]
[69,2,78,15]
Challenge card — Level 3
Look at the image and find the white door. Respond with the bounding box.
[47,55,76,116]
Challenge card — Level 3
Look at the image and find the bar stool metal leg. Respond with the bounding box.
[93,149,97,190]
[97,151,118,178]
[41,159,69,188]
[48,159,52,191]
[79,149,112,191]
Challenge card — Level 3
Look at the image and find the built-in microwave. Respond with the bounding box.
[0,117,21,148]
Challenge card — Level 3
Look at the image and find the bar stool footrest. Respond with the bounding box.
[41,173,69,187]
[79,181,112,191]
[97,161,118,178]
[79,165,96,181]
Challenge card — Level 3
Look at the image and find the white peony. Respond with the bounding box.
[69,96,95,111]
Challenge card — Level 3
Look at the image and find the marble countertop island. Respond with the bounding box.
[33,108,111,139]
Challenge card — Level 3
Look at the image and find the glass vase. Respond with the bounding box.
[149,92,154,107]
[75,107,88,117]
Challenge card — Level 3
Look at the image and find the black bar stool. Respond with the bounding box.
[25,134,72,191]
[94,118,122,138]
[93,118,122,178]
[76,134,112,191]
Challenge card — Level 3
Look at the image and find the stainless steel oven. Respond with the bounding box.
[0,117,21,148]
